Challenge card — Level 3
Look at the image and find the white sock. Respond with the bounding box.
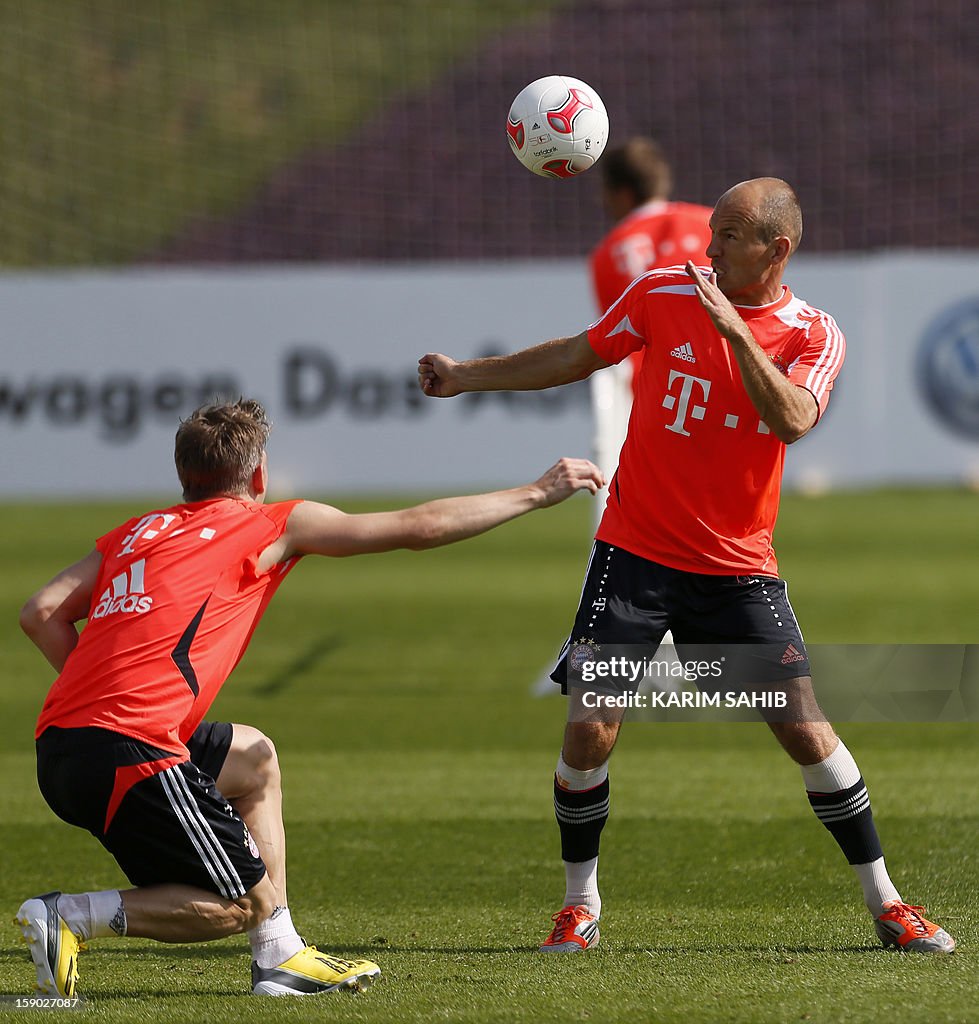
[56,890,125,940]
[563,856,601,919]
[799,741,901,916]
[798,738,860,792]
[852,858,902,918]
[248,906,304,968]
[556,755,607,918]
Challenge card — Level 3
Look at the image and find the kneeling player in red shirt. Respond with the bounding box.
[17,398,603,997]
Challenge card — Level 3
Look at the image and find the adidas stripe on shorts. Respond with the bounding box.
[35,721,266,898]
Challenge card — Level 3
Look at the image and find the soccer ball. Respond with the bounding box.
[506,76,609,179]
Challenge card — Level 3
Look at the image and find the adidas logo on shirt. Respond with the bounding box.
[91,559,154,619]
[670,342,696,363]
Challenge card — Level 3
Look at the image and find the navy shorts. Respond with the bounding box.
[36,721,266,899]
[551,541,811,694]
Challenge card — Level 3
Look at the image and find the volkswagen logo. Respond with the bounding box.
[917,298,979,439]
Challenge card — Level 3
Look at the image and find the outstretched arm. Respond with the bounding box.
[418,332,609,398]
[21,549,102,672]
[685,261,817,443]
[260,458,604,567]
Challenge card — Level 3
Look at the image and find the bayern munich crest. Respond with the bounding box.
[917,298,979,439]
[569,638,600,672]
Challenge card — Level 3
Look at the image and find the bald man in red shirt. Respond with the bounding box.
[419,177,954,957]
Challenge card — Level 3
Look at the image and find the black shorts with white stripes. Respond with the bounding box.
[550,540,811,693]
[36,722,266,899]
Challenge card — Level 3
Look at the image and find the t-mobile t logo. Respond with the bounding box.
[119,512,178,555]
[662,370,712,436]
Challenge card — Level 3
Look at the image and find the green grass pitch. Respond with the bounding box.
[0,489,976,1022]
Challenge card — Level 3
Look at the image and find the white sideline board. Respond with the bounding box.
[1,255,977,498]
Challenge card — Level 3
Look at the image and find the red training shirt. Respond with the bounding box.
[587,266,845,576]
[36,498,303,758]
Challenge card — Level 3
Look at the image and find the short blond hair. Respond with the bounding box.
[174,398,271,502]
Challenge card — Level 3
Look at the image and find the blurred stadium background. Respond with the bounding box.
[2,0,978,499]
[3,0,978,265]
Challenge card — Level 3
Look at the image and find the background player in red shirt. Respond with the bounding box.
[589,137,712,517]
[418,178,955,956]
[16,399,603,999]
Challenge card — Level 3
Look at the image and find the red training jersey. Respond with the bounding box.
[590,200,713,381]
[587,267,845,576]
[36,498,303,758]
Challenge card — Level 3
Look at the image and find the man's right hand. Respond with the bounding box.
[419,335,607,398]
[418,353,464,397]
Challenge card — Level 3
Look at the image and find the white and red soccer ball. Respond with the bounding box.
[506,76,609,179]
